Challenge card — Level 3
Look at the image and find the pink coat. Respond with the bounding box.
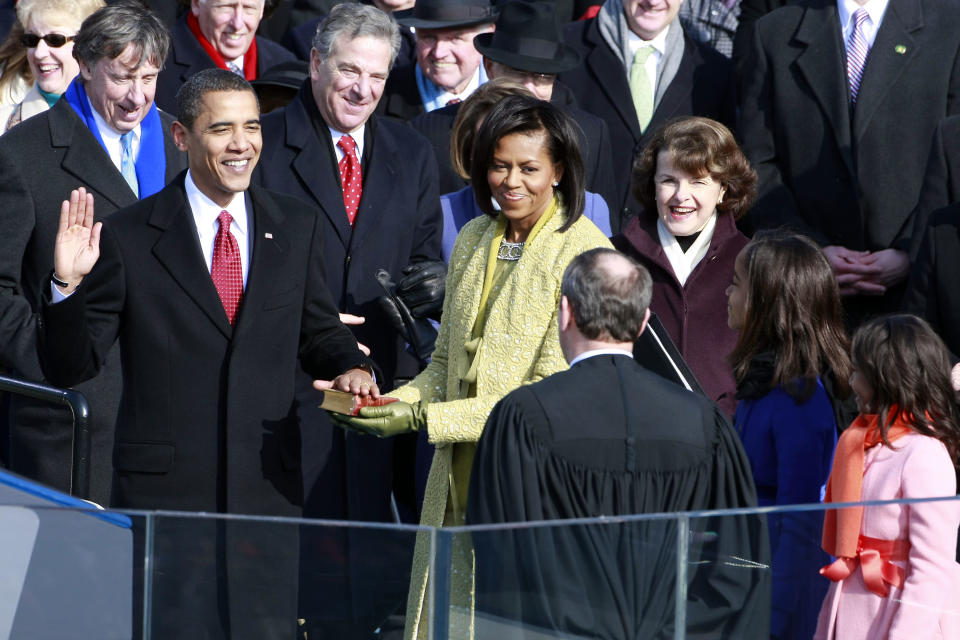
[814,433,960,639]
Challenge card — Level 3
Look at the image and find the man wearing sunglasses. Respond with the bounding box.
[0,1,185,505]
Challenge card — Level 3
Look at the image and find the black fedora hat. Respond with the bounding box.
[395,0,498,29]
[473,1,581,74]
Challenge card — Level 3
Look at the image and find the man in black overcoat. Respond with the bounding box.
[155,0,295,114]
[738,0,960,322]
[40,68,378,638]
[469,248,770,639]
[558,0,735,225]
[0,2,185,503]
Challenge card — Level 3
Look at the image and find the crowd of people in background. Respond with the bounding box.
[0,0,958,637]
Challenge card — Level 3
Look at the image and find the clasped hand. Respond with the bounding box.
[329,401,427,438]
[54,188,101,294]
[823,246,909,296]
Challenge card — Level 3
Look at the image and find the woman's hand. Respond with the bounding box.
[330,401,427,438]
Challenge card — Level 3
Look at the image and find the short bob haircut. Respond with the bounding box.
[470,94,585,232]
[632,116,757,220]
[17,0,105,31]
[450,78,531,180]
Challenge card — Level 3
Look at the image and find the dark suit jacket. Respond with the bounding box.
[468,354,769,638]
[559,18,736,225]
[908,115,960,257]
[739,0,960,253]
[904,204,960,356]
[0,99,185,503]
[156,16,296,115]
[255,86,442,521]
[39,176,372,517]
[409,81,622,231]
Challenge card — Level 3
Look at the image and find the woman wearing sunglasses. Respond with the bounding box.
[0,0,104,133]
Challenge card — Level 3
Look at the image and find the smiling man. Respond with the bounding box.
[559,0,735,224]
[0,0,185,505]
[256,3,443,530]
[154,0,294,115]
[39,66,376,638]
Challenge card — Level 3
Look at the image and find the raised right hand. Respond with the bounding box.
[54,188,101,294]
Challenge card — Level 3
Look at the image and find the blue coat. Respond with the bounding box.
[734,381,837,640]
[440,186,611,262]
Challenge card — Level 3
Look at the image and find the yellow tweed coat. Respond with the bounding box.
[392,208,612,638]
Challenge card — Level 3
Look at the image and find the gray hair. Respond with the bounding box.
[176,68,259,129]
[561,248,653,342]
[311,3,400,66]
[17,0,105,28]
[72,0,169,70]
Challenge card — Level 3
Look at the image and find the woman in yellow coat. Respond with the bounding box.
[334,95,612,638]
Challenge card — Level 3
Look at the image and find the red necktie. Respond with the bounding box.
[337,135,362,225]
[211,210,243,324]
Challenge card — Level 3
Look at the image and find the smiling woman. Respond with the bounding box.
[612,116,757,416]
[0,0,104,133]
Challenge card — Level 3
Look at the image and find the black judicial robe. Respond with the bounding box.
[467,354,771,639]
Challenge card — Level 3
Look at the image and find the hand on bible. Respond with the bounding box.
[330,401,426,438]
[54,188,101,294]
[315,368,380,398]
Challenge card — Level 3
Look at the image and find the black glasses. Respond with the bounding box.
[20,33,74,48]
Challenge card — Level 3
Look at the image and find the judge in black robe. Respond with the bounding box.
[466,249,770,639]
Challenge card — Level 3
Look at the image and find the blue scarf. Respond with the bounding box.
[63,78,166,198]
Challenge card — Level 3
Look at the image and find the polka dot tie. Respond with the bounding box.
[337,134,362,225]
[211,211,243,324]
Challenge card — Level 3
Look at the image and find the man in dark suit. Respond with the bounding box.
[256,3,443,524]
[155,0,295,114]
[0,1,185,504]
[378,0,497,122]
[410,0,621,231]
[558,0,735,225]
[468,247,768,638]
[739,0,960,322]
[41,68,377,638]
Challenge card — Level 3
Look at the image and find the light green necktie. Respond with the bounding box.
[630,45,655,132]
[120,131,139,198]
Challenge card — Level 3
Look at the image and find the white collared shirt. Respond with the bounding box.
[185,170,251,287]
[627,23,671,100]
[87,96,141,172]
[568,348,634,368]
[328,125,366,165]
[838,0,890,51]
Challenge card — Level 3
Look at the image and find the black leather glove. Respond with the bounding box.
[376,269,438,365]
[395,260,446,320]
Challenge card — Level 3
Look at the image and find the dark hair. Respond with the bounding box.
[450,78,531,179]
[729,231,852,402]
[470,94,585,232]
[312,3,401,67]
[851,314,960,462]
[72,0,169,70]
[633,116,757,220]
[176,68,259,129]
[561,248,652,342]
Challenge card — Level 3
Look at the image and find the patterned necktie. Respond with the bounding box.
[120,131,139,198]
[211,210,243,324]
[846,8,870,104]
[446,97,462,106]
[227,61,243,76]
[629,45,655,132]
[337,135,362,225]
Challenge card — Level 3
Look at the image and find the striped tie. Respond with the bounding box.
[846,8,870,104]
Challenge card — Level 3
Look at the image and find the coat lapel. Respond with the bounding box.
[348,121,399,252]
[149,179,233,338]
[285,103,352,248]
[234,187,288,334]
[584,21,642,142]
[852,0,921,141]
[794,2,856,178]
[49,103,138,211]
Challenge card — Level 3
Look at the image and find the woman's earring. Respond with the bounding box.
[552,181,559,188]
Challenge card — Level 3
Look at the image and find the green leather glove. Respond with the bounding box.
[330,401,427,438]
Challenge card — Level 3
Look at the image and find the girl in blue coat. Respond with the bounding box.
[726,231,853,640]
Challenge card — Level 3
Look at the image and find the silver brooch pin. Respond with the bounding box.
[264,232,273,239]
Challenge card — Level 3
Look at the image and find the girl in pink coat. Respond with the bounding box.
[815,314,960,639]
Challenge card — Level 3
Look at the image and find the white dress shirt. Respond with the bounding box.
[88,97,141,172]
[185,170,251,287]
[569,348,634,367]
[839,0,890,51]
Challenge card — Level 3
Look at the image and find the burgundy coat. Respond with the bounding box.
[613,213,748,416]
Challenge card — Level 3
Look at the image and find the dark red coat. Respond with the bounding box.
[613,213,748,416]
